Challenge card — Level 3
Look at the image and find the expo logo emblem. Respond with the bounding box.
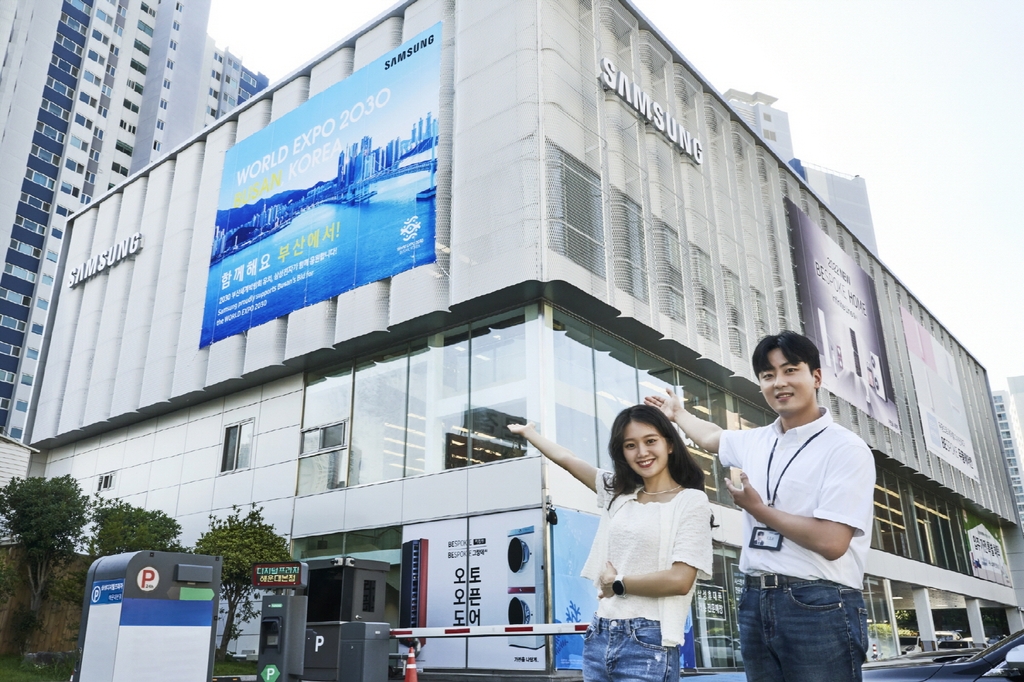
[137,567,160,592]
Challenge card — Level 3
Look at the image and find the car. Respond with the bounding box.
[863,628,1024,681]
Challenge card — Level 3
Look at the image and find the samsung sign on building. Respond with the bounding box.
[67,232,143,288]
[599,57,703,165]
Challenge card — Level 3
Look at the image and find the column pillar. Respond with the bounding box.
[966,599,986,646]
[913,587,937,652]
[1007,606,1024,633]
[882,579,901,657]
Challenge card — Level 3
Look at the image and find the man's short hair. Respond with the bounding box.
[752,331,821,376]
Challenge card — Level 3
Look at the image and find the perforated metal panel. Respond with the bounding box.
[81,179,148,426]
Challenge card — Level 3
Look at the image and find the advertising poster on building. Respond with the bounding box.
[200,23,442,347]
[786,198,900,432]
[967,523,1011,586]
[401,517,468,669]
[466,510,546,670]
[401,510,546,671]
[551,507,600,670]
[899,307,978,479]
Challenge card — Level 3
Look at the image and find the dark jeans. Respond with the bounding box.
[582,617,679,682]
[739,578,868,682]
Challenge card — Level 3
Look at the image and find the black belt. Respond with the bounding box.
[744,573,825,589]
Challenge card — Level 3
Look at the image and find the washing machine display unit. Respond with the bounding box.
[506,525,543,650]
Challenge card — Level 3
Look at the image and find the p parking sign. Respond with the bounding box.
[260,663,280,682]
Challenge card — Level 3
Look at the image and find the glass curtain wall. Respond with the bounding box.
[546,306,769,494]
[863,576,899,660]
[298,303,775,500]
[300,306,540,494]
[869,467,977,579]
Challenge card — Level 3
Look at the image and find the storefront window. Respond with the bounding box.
[863,576,898,660]
[738,401,767,430]
[873,470,910,558]
[304,364,353,429]
[636,351,673,403]
[552,312,599,467]
[466,311,530,465]
[350,350,410,485]
[692,543,743,668]
[297,449,347,495]
[300,365,353,495]
[677,373,721,502]
[593,329,638,467]
[406,329,469,475]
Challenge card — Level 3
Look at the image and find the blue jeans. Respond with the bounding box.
[582,617,679,682]
[739,578,868,682]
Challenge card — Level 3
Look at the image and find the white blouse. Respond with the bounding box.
[581,470,714,647]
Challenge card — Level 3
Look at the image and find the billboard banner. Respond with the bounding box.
[899,307,978,479]
[786,198,900,432]
[967,523,1011,586]
[401,517,469,669]
[200,24,442,347]
[401,510,546,671]
[466,510,546,670]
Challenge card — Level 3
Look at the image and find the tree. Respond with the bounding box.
[88,496,184,557]
[51,496,186,608]
[194,505,290,661]
[0,475,89,615]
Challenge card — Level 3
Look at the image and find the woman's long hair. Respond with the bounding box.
[604,404,706,505]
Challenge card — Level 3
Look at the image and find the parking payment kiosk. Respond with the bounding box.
[73,551,221,682]
[254,562,309,682]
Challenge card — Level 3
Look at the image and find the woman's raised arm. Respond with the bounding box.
[508,422,598,492]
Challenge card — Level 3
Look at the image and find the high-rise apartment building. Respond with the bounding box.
[724,89,879,257]
[723,89,795,162]
[995,380,1024,524]
[0,0,267,440]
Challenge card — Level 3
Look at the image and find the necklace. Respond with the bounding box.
[641,484,682,495]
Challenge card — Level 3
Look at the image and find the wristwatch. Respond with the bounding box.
[612,575,626,596]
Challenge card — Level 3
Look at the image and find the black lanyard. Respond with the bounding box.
[765,427,829,507]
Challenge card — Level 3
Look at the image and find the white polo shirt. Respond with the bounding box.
[719,408,875,589]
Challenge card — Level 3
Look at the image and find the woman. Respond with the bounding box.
[508,404,713,682]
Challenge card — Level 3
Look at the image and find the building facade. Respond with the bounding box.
[724,90,879,257]
[0,0,267,441]
[995,380,1024,527]
[26,0,1023,671]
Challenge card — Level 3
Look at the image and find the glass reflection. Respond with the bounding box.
[304,365,353,428]
[467,312,529,465]
[297,450,346,495]
[350,351,410,486]
[552,312,599,466]
[593,330,638,467]
[406,330,469,475]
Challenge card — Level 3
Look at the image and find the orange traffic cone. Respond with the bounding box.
[404,646,419,682]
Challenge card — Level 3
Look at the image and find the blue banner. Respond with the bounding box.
[551,508,600,670]
[119,598,214,627]
[200,23,442,347]
[90,578,124,605]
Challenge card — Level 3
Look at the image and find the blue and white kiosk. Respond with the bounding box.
[73,551,222,682]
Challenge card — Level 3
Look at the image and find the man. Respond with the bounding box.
[646,331,875,682]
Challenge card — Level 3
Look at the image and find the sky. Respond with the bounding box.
[208,0,1024,391]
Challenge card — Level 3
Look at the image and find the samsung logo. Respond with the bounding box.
[383,34,435,71]
[599,57,703,165]
[68,232,143,288]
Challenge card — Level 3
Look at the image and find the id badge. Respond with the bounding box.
[749,526,783,551]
